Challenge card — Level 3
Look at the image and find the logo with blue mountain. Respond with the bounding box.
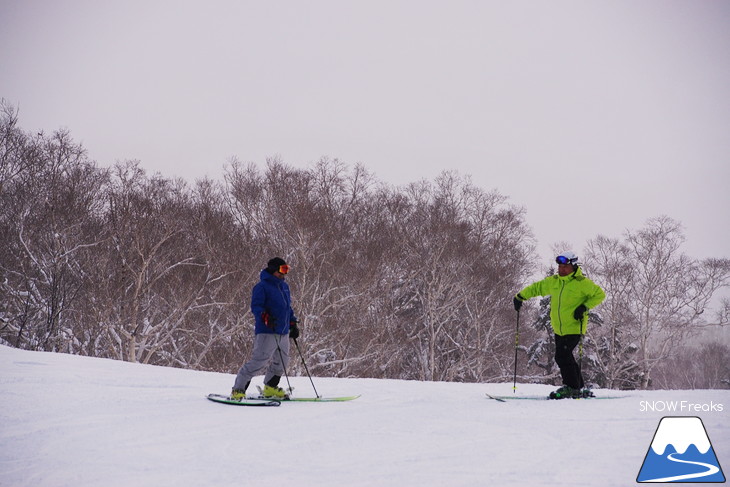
[637,416,725,483]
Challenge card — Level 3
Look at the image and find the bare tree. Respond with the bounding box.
[378,172,533,382]
[0,99,29,194]
[582,235,642,388]
[653,342,730,389]
[0,120,106,351]
[23,109,730,391]
[92,162,238,364]
[585,216,730,389]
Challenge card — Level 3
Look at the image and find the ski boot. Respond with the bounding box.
[230,380,250,401]
[230,388,247,401]
[549,385,579,400]
[259,384,289,399]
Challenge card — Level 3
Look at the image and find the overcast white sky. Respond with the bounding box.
[1,0,729,269]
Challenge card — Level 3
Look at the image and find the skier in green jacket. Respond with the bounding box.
[513,251,606,399]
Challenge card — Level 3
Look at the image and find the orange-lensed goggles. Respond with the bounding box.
[278,264,290,274]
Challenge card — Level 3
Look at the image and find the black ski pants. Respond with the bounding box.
[554,334,584,389]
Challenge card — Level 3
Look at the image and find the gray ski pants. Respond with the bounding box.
[233,333,290,390]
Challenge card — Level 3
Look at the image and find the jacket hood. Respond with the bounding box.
[260,269,283,283]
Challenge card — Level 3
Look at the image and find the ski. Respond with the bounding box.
[255,394,361,402]
[487,393,626,401]
[254,386,359,402]
[206,393,281,407]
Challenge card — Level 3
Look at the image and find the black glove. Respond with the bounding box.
[289,322,300,339]
[513,296,523,312]
[573,304,588,321]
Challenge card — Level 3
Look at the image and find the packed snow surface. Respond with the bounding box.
[1,345,728,486]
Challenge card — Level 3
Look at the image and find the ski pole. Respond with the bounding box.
[578,333,584,391]
[293,337,320,398]
[274,333,294,394]
[512,310,520,394]
[577,313,586,391]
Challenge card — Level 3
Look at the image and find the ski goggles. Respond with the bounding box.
[278,264,290,275]
[555,256,575,265]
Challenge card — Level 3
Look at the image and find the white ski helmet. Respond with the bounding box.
[555,251,579,266]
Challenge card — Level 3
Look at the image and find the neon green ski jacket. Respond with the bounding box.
[515,267,605,336]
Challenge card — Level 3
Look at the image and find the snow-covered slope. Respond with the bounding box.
[1,345,728,487]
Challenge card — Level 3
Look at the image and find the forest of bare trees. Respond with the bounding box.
[2,100,729,389]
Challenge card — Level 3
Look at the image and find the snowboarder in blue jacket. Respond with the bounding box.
[231,257,300,400]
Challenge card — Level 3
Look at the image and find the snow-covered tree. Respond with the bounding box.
[0,108,106,352]
[585,217,730,389]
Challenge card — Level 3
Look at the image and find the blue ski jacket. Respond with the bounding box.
[251,269,297,335]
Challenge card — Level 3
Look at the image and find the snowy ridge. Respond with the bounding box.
[1,345,729,487]
[650,417,712,455]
